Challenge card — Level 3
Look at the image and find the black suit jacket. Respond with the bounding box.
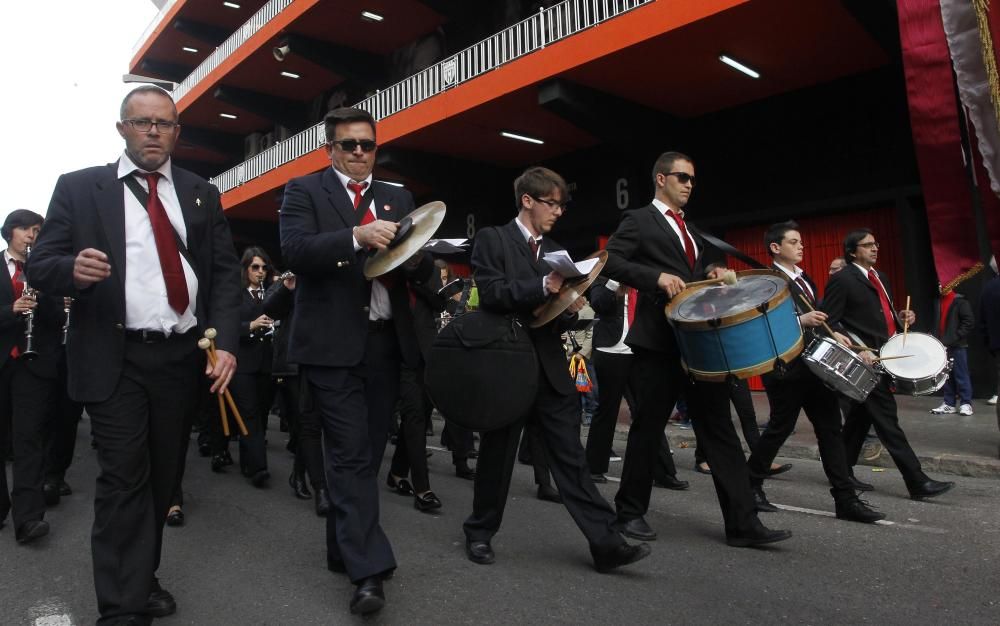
[821,264,901,350]
[28,162,242,403]
[978,276,1000,352]
[933,293,974,348]
[588,277,625,350]
[603,203,716,354]
[279,168,433,369]
[410,270,447,363]
[237,289,273,374]
[471,220,576,396]
[0,260,64,378]
[262,281,297,376]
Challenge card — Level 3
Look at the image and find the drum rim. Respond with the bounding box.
[878,331,947,377]
[683,334,804,382]
[665,269,792,330]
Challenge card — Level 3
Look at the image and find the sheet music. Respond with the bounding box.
[542,250,599,278]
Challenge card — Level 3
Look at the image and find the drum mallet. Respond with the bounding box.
[684,270,738,290]
[200,332,249,437]
[797,293,875,352]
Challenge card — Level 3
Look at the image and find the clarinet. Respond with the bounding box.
[21,245,38,359]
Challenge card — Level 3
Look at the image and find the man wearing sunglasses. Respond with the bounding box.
[28,85,241,625]
[280,107,434,615]
[602,151,792,547]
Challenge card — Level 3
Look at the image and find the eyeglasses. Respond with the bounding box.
[666,172,696,186]
[856,242,879,249]
[122,119,179,133]
[250,263,269,271]
[329,139,378,153]
[530,196,568,211]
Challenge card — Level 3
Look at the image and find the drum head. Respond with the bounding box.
[879,332,947,378]
[669,272,787,323]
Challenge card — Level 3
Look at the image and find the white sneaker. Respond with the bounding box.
[989,395,998,405]
[930,404,956,414]
[959,404,974,416]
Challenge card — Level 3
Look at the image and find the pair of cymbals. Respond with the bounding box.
[363,201,446,279]
[529,250,608,328]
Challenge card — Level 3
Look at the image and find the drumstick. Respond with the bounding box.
[198,336,249,437]
[796,293,877,353]
[685,270,738,290]
[902,296,911,348]
[872,354,914,362]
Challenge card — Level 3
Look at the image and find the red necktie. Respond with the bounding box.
[348,180,369,214]
[528,238,540,262]
[665,211,696,269]
[10,260,23,358]
[144,173,189,315]
[626,287,637,327]
[867,269,896,338]
[795,276,814,304]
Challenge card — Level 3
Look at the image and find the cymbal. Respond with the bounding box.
[529,250,608,328]
[363,201,447,279]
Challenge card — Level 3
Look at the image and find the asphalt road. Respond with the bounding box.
[3,420,999,625]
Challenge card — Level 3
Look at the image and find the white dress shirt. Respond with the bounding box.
[772,262,815,301]
[333,167,391,321]
[595,279,633,355]
[118,152,198,334]
[651,198,699,259]
[514,216,547,294]
[4,250,21,284]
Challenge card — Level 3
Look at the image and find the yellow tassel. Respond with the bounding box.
[973,0,1000,129]
[941,262,984,293]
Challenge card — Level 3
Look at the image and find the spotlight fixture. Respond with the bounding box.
[280,71,301,79]
[379,180,405,187]
[500,131,544,145]
[223,2,241,8]
[719,54,760,79]
[182,46,199,53]
[361,11,384,22]
[219,113,238,119]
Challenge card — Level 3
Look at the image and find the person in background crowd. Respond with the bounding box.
[978,257,1000,445]
[930,283,975,416]
[829,257,846,275]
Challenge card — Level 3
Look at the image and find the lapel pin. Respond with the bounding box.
[196,198,202,206]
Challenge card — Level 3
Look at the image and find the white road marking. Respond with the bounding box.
[774,503,948,534]
[28,598,75,626]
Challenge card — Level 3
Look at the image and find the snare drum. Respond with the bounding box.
[665,270,803,381]
[801,336,879,402]
[878,332,952,395]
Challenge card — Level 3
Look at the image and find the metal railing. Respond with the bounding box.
[132,0,181,57]
[172,0,293,103]
[211,0,654,193]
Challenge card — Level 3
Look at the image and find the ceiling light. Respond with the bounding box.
[280,71,301,79]
[501,131,544,145]
[182,46,199,53]
[219,113,238,119]
[380,180,405,187]
[361,11,384,22]
[223,2,241,9]
[719,54,760,79]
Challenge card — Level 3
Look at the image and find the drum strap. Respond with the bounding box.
[686,224,766,270]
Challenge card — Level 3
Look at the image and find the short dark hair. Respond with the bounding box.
[843,228,874,264]
[764,220,800,257]
[240,246,274,288]
[705,261,728,275]
[1,209,44,243]
[323,107,377,142]
[651,151,694,184]
[120,85,177,121]
[513,166,568,211]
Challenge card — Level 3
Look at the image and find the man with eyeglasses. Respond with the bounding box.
[602,151,792,547]
[28,85,241,625]
[280,107,434,615]
[822,228,954,500]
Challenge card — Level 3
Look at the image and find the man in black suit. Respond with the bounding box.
[603,151,791,547]
[29,85,241,625]
[463,166,650,573]
[821,228,954,500]
[747,221,883,523]
[280,107,434,615]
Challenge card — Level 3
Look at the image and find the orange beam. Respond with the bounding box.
[221,0,748,211]
[130,0,191,73]
[176,0,323,113]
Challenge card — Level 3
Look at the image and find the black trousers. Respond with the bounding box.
[44,369,83,485]
[304,325,399,583]
[218,371,270,475]
[842,377,928,487]
[390,364,433,493]
[88,333,200,625]
[279,375,325,491]
[749,371,854,502]
[586,350,632,475]
[9,361,59,530]
[441,420,474,464]
[463,371,623,551]
[617,347,756,534]
[694,379,759,465]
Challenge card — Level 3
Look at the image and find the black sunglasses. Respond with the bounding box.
[329,139,378,153]
[666,172,696,186]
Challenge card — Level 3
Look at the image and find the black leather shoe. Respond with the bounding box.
[42,482,61,507]
[455,463,476,480]
[315,488,331,517]
[166,508,185,527]
[327,556,346,574]
[591,541,652,573]
[15,519,50,545]
[654,475,689,490]
[198,442,212,457]
[537,484,562,503]
[465,539,495,565]
[694,462,712,475]
[767,463,793,476]
[726,523,792,548]
[350,576,385,615]
[848,474,874,492]
[591,473,608,484]
[289,471,312,500]
[57,480,72,497]
[908,479,955,500]
[835,497,885,523]
[753,487,778,513]
[146,580,176,618]
[386,474,413,495]
[414,491,442,512]
[621,517,657,541]
[250,470,270,488]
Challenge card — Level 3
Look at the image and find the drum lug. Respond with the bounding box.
[756,301,771,313]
